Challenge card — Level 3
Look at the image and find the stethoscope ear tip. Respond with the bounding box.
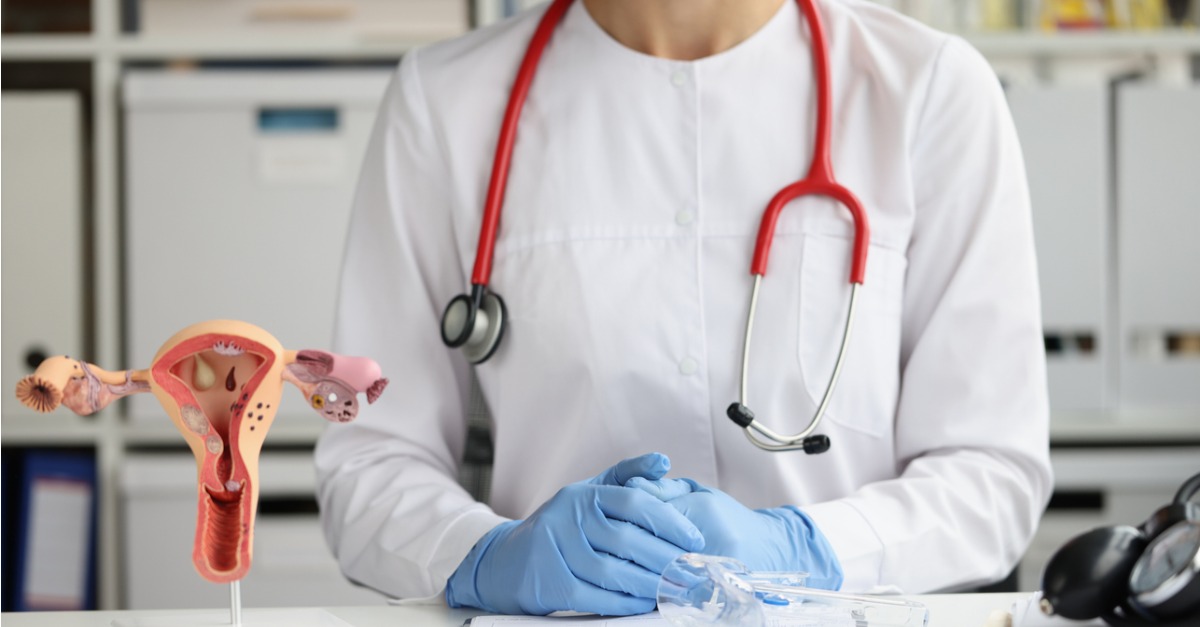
[727,403,755,428]
[802,435,830,455]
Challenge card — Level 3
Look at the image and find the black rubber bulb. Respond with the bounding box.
[1040,525,1148,620]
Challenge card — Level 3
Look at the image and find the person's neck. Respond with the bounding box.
[581,0,787,61]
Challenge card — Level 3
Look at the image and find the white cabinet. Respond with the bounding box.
[122,68,391,424]
[1116,83,1200,407]
[1008,81,1200,415]
[1,93,88,423]
[1008,85,1110,411]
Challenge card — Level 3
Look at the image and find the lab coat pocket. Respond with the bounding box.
[798,233,906,438]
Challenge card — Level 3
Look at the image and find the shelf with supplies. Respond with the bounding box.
[1049,410,1200,445]
[1,33,438,61]
[4,29,1198,61]
[0,420,108,447]
[965,29,1200,84]
[965,29,1200,54]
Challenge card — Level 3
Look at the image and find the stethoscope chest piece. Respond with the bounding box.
[441,287,507,364]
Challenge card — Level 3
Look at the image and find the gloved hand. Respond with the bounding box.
[445,453,706,615]
[627,476,843,590]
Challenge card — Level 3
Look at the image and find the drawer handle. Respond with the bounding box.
[258,107,339,133]
[24,347,49,371]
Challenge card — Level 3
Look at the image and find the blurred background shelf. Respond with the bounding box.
[6,30,1197,60]
[2,34,436,60]
[966,29,1200,53]
[113,35,428,59]
[1049,410,1200,444]
[117,420,331,448]
[0,421,107,447]
[1,34,98,59]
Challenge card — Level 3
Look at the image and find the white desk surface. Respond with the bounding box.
[1,593,1036,626]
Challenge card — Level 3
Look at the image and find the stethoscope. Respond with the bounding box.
[441,0,870,454]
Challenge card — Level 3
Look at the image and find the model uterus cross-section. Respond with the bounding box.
[14,319,388,584]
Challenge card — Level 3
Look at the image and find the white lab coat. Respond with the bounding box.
[315,0,1053,600]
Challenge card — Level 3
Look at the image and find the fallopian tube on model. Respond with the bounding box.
[13,319,388,584]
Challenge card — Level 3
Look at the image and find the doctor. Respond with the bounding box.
[315,0,1053,616]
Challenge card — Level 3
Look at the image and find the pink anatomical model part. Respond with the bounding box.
[13,320,388,584]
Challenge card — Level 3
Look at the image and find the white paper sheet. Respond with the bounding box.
[23,477,93,609]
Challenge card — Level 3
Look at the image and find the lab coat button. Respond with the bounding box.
[675,209,694,225]
[671,70,688,87]
[679,357,699,375]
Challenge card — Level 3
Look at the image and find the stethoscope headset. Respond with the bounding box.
[1040,471,1200,625]
[440,0,871,454]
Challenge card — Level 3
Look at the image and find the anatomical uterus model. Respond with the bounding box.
[14,320,387,584]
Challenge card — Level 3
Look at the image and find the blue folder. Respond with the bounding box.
[11,449,98,611]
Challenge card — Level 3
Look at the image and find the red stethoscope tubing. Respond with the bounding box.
[471,0,573,286]
[753,0,869,284]
[470,0,869,288]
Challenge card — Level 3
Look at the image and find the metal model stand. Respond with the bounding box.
[229,582,241,626]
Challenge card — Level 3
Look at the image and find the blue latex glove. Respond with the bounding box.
[627,476,844,590]
[446,453,706,615]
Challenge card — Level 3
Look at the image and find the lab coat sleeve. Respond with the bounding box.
[313,49,509,600]
[803,36,1053,593]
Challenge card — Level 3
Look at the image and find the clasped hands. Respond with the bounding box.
[445,452,843,616]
